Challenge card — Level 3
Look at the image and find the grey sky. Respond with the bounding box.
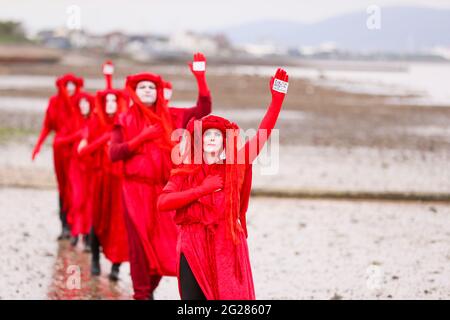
[1,0,450,34]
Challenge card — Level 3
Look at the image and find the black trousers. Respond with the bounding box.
[90,227,100,262]
[179,253,206,300]
[90,227,122,269]
[59,196,68,229]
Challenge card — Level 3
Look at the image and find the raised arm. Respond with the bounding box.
[237,68,289,165]
[169,53,212,128]
[157,175,222,212]
[189,52,210,98]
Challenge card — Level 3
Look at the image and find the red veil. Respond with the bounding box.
[124,73,175,151]
[171,115,253,243]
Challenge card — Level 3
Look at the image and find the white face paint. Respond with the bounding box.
[163,88,172,101]
[135,81,157,106]
[79,98,90,116]
[105,93,118,115]
[203,128,223,154]
[66,81,76,96]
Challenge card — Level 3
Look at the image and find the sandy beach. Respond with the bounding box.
[0,59,449,299]
[1,188,449,299]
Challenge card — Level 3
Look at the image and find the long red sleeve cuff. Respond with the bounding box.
[195,94,212,119]
[54,130,82,147]
[32,126,50,158]
[195,74,210,97]
[157,187,204,212]
[239,96,284,164]
[127,134,144,152]
[78,133,110,157]
[109,126,133,162]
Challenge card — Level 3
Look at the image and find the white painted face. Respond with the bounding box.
[164,88,172,101]
[79,98,90,116]
[136,81,157,105]
[66,81,76,96]
[203,128,223,154]
[105,93,118,115]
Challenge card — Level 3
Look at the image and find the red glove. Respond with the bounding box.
[78,132,111,156]
[32,144,41,161]
[189,52,209,96]
[54,129,83,147]
[198,174,223,195]
[157,175,223,212]
[128,123,164,151]
[238,68,289,164]
[31,126,50,161]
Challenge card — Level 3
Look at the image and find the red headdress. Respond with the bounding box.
[172,115,251,244]
[71,91,95,129]
[163,81,172,90]
[55,73,84,92]
[55,73,84,118]
[124,73,174,150]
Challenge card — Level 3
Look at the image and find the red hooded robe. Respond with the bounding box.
[109,72,212,299]
[157,68,288,299]
[79,88,129,263]
[65,92,96,237]
[32,74,83,212]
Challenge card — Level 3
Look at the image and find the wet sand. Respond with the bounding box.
[1,141,449,196]
[1,188,448,299]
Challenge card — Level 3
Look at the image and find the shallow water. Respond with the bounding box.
[212,62,450,106]
[2,61,450,106]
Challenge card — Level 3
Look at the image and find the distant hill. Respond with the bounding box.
[220,6,450,52]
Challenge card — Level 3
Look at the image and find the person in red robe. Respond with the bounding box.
[78,90,130,283]
[31,74,84,240]
[77,62,130,280]
[109,52,212,300]
[157,68,289,300]
[56,92,96,249]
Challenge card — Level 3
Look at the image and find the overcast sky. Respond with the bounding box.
[1,0,450,34]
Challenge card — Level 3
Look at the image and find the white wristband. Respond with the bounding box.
[103,64,114,75]
[272,79,288,94]
[192,61,206,71]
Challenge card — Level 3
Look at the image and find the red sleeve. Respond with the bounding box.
[33,98,55,151]
[109,125,133,162]
[79,133,110,157]
[238,96,283,164]
[158,175,203,212]
[170,94,212,129]
[54,129,82,147]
